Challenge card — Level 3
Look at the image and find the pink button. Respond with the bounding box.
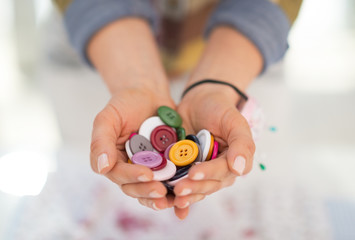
[129,133,137,140]
[164,143,174,160]
[211,141,219,160]
[153,160,177,181]
[151,156,167,171]
[131,151,162,168]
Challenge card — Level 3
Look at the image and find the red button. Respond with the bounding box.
[150,125,177,152]
[151,156,167,171]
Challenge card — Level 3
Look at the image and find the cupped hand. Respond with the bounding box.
[173,84,256,219]
[90,88,176,211]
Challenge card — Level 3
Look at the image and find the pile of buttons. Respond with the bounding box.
[125,106,219,193]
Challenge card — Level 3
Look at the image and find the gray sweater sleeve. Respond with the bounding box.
[64,0,157,66]
[206,0,291,73]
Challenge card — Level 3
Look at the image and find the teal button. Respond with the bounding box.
[157,106,182,128]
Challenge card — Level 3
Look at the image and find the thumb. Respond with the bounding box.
[90,104,122,174]
[222,108,255,176]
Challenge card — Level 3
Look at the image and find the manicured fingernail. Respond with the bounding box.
[233,156,246,175]
[179,188,192,196]
[149,191,164,198]
[181,202,190,208]
[137,175,151,182]
[152,203,161,211]
[97,153,109,173]
[192,172,204,180]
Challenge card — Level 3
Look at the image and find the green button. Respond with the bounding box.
[157,106,182,128]
[176,127,186,140]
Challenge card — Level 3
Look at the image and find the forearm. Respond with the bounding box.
[88,18,170,96]
[185,26,263,104]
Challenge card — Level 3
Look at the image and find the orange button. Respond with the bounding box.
[206,134,214,161]
[169,140,198,166]
[128,159,133,164]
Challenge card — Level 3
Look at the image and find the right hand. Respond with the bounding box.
[90,88,176,211]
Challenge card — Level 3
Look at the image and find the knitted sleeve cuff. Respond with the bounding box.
[64,0,157,67]
[206,0,291,73]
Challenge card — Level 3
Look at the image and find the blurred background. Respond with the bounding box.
[0,0,354,239]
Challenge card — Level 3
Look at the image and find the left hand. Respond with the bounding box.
[173,84,256,219]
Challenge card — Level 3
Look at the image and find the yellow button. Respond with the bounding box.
[169,140,199,166]
[206,134,214,161]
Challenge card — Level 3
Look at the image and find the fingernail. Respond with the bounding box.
[179,188,192,196]
[97,153,109,173]
[233,156,246,175]
[137,175,151,182]
[149,191,164,198]
[181,202,190,208]
[152,203,161,211]
[191,172,204,180]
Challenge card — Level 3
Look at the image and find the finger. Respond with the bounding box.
[121,181,167,199]
[174,206,190,220]
[90,104,122,174]
[174,178,223,196]
[174,194,205,209]
[137,197,169,211]
[221,108,255,176]
[187,157,230,181]
[106,159,154,185]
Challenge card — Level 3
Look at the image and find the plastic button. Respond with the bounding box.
[194,143,203,162]
[196,129,212,162]
[125,140,134,159]
[206,134,214,161]
[157,106,182,128]
[176,127,186,140]
[131,151,162,168]
[139,116,166,140]
[129,134,154,154]
[169,140,198,166]
[153,160,177,181]
[164,143,174,160]
[168,164,192,181]
[211,141,219,160]
[150,125,177,152]
[186,134,200,145]
[129,132,137,139]
[166,175,188,186]
[151,156,167,171]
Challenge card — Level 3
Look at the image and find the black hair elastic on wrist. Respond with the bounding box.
[181,79,248,102]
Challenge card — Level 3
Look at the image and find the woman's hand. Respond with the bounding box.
[90,88,176,211]
[87,18,178,211]
[173,84,256,219]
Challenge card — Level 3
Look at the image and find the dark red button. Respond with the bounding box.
[150,125,177,152]
[151,156,168,171]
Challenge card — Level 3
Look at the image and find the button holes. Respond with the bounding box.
[180,150,183,153]
[184,153,187,156]
[160,137,163,140]
[180,154,183,157]
[184,149,187,152]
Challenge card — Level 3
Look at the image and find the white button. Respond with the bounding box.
[125,140,134,159]
[166,175,188,186]
[196,129,212,162]
[153,160,177,181]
